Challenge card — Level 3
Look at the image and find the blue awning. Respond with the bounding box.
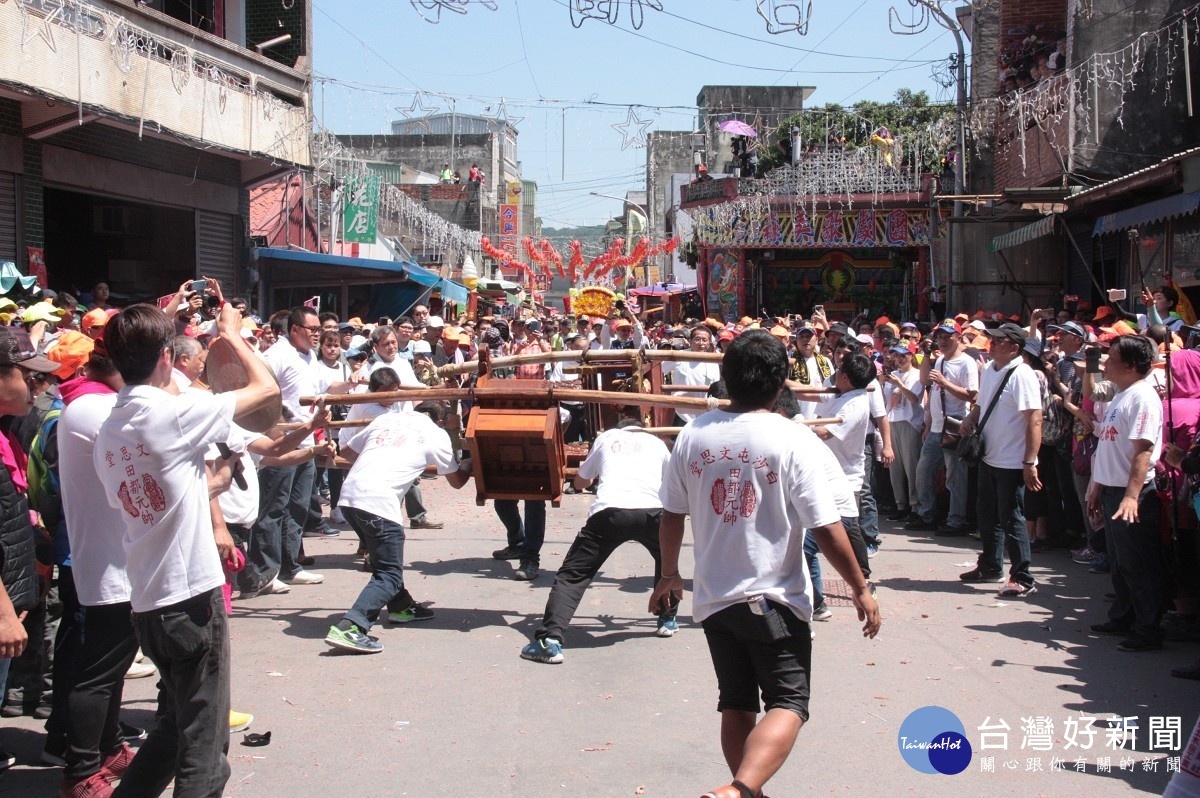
[1093,191,1200,236]
[254,247,468,302]
[0,261,38,295]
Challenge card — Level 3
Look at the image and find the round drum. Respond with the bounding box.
[205,337,282,432]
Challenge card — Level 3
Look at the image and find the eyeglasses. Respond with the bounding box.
[296,325,321,333]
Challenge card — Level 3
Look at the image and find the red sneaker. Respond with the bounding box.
[58,772,114,798]
[99,742,134,782]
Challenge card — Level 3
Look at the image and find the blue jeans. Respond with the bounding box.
[0,657,9,701]
[341,507,415,632]
[804,533,824,607]
[248,463,309,587]
[495,500,546,563]
[915,431,969,527]
[976,462,1033,585]
[1101,485,1166,641]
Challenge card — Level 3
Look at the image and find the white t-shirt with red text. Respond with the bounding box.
[660,410,841,623]
[338,411,457,522]
[94,386,236,612]
[577,428,670,516]
[1091,378,1162,488]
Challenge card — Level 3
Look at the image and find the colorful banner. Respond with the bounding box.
[26,247,46,289]
[703,247,742,321]
[696,207,932,249]
[342,173,381,244]
[506,182,522,205]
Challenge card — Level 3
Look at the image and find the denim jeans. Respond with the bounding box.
[536,508,671,642]
[404,482,428,523]
[1051,446,1087,540]
[341,506,415,632]
[915,431,969,527]
[116,589,230,798]
[803,532,824,607]
[248,463,308,586]
[858,437,880,548]
[975,462,1033,585]
[1101,485,1167,641]
[495,500,546,563]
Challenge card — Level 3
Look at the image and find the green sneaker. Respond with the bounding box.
[325,625,383,654]
[386,604,435,624]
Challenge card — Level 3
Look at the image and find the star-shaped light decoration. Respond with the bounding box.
[20,0,63,53]
[482,98,524,131]
[611,107,653,150]
[397,92,440,134]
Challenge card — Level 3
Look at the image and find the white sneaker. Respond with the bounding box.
[284,570,324,585]
[329,508,345,524]
[260,578,292,595]
[125,659,157,679]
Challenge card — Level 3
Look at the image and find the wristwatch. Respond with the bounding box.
[1022,460,1037,466]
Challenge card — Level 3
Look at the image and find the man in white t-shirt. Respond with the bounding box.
[810,353,876,583]
[911,322,979,534]
[520,415,675,665]
[668,326,721,425]
[326,403,471,655]
[93,301,279,797]
[1085,335,1166,651]
[257,306,327,587]
[650,330,880,798]
[957,323,1042,596]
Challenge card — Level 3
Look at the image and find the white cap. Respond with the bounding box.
[968,319,987,331]
[349,334,368,351]
[411,339,432,354]
[426,316,444,328]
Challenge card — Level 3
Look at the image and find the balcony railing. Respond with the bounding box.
[0,0,310,167]
[682,148,924,206]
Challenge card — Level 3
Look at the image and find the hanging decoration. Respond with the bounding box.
[482,98,524,131]
[968,6,1198,173]
[611,106,654,150]
[569,0,662,30]
[568,240,585,285]
[396,92,440,134]
[410,0,497,25]
[755,0,813,36]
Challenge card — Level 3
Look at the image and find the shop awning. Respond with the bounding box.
[989,215,1057,253]
[253,247,468,302]
[0,261,37,295]
[1092,191,1200,236]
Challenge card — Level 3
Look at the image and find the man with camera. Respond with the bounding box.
[956,323,1042,597]
[910,321,979,535]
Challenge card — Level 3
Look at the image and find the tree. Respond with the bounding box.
[756,89,956,175]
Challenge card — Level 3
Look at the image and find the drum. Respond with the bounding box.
[205,337,282,432]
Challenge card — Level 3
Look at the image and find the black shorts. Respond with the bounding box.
[701,600,812,721]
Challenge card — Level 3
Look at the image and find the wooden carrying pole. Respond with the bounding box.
[436,348,722,378]
[284,417,844,433]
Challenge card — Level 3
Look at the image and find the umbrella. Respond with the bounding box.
[718,119,757,138]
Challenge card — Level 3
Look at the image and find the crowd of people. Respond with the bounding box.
[0,273,1196,796]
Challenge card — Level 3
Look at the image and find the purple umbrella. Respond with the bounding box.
[718,119,758,137]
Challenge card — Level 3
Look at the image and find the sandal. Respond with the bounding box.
[997,581,1036,598]
[701,781,758,798]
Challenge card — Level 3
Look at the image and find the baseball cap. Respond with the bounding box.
[337,322,356,332]
[81,307,118,335]
[426,316,444,329]
[526,320,543,334]
[890,344,914,356]
[0,328,60,372]
[900,321,919,331]
[21,304,65,324]
[345,347,369,360]
[935,321,960,336]
[718,329,735,342]
[983,322,1027,345]
[795,323,816,336]
[1092,305,1115,323]
[45,331,95,381]
[769,324,790,339]
[1048,321,1086,338]
[827,322,849,337]
[1099,320,1138,338]
[1022,337,1044,358]
[967,319,987,331]
[855,333,874,345]
[411,339,432,355]
[615,319,633,330]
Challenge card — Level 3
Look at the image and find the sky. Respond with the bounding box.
[312,0,966,229]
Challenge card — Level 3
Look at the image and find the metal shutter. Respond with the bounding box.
[195,210,237,294]
[0,172,16,263]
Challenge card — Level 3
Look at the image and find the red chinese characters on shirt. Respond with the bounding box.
[689,449,779,524]
[104,442,164,526]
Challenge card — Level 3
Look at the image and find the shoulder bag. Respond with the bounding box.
[938,360,966,450]
[957,365,1016,466]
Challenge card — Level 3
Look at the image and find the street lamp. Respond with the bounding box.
[590,191,651,288]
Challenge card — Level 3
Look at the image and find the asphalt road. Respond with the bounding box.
[2,478,1196,796]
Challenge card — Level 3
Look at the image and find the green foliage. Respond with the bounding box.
[756,88,957,175]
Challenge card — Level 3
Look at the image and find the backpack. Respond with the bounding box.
[1040,378,1071,449]
[26,401,63,533]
